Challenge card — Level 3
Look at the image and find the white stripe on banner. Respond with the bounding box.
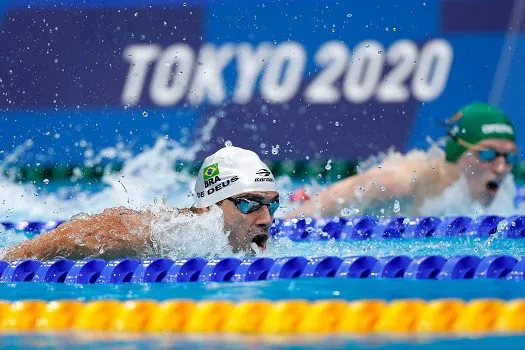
[489,0,525,105]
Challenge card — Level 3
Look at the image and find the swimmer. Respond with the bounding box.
[288,102,518,217]
[3,146,279,261]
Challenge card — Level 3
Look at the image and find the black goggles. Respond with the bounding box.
[227,197,280,216]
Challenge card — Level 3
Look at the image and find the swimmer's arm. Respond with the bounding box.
[2,208,153,261]
[288,164,420,217]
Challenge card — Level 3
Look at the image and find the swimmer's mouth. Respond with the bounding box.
[486,180,500,194]
[251,233,269,253]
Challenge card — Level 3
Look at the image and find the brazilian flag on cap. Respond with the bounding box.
[445,102,516,163]
[203,163,220,180]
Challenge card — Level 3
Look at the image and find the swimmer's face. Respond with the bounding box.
[457,139,517,205]
[217,191,279,253]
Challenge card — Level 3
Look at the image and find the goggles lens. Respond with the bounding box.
[232,197,280,215]
[477,149,518,165]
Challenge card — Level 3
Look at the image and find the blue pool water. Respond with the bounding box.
[1,278,525,302]
[1,333,525,350]
[3,333,525,350]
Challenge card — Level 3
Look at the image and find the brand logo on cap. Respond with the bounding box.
[482,124,514,135]
[203,163,220,180]
[256,169,271,177]
[255,168,274,182]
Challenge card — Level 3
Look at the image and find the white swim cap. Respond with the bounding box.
[194,146,277,208]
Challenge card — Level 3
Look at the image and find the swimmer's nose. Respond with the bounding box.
[492,155,511,175]
[254,205,272,228]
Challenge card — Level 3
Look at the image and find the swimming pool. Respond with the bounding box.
[0,145,524,349]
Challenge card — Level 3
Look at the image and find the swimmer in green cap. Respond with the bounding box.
[289,102,518,217]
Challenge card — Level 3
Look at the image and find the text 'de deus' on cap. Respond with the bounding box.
[194,146,277,208]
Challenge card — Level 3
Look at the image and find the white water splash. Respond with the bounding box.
[419,173,522,217]
[0,117,219,221]
[148,205,236,259]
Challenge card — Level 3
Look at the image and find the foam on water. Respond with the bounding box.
[147,204,236,259]
[419,173,519,217]
[0,118,219,221]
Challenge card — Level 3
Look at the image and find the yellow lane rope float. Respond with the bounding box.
[0,298,524,334]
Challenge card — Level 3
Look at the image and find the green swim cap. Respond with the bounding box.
[445,102,516,163]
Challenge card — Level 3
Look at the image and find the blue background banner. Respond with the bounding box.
[0,0,524,164]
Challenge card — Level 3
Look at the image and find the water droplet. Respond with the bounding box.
[225,140,232,147]
[497,220,508,233]
[380,185,385,192]
[43,179,49,185]
[272,119,276,123]
[393,200,401,213]
[325,159,332,171]
[134,12,138,17]
[346,13,353,17]
[142,111,148,118]
[271,146,279,155]
[340,207,360,217]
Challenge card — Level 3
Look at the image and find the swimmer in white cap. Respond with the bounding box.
[3,146,279,260]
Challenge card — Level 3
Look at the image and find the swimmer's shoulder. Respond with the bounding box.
[56,206,154,237]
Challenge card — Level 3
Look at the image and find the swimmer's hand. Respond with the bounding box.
[2,207,154,261]
[289,188,311,203]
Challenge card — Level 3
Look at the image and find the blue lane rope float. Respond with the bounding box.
[271,215,525,240]
[3,215,525,238]
[1,255,525,284]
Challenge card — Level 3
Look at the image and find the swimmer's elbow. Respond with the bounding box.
[1,231,66,261]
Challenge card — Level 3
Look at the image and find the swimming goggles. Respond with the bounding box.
[477,149,518,165]
[227,197,280,216]
[452,137,517,165]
